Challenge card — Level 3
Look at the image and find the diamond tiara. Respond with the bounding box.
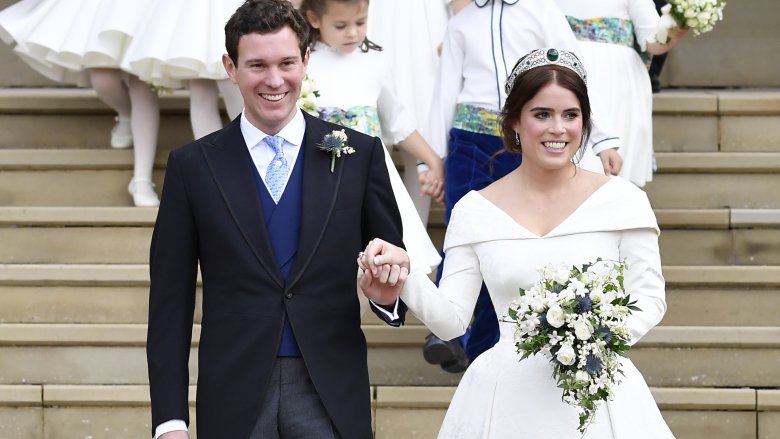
[505,48,588,95]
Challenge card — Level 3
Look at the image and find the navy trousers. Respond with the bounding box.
[440,128,521,360]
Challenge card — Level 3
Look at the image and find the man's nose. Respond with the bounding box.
[265,68,284,88]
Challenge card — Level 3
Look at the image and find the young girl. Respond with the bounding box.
[301,0,444,274]
[0,0,162,207]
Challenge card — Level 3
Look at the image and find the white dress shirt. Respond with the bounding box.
[242,108,306,196]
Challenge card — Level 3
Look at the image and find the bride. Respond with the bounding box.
[359,48,675,438]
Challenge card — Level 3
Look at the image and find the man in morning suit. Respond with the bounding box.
[146,1,407,438]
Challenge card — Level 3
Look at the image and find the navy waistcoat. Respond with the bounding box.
[249,144,304,357]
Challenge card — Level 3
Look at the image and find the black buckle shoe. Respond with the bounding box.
[422,333,468,373]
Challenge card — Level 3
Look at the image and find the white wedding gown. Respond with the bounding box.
[400,177,675,438]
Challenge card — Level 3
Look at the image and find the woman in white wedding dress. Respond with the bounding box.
[359,48,675,438]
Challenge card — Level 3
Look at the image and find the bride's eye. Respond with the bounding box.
[533,111,550,120]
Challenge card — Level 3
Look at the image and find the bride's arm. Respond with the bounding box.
[399,243,484,341]
[620,228,666,345]
[360,238,484,341]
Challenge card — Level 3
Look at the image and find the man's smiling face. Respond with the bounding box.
[224,26,310,134]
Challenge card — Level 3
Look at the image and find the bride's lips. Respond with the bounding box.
[542,141,567,151]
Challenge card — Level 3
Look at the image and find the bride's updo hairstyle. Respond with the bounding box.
[500,48,592,162]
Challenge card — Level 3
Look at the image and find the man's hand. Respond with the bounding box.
[159,432,189,439]
[597,148,623,176]
[357,239,410,305]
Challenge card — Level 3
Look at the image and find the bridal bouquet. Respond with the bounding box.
[652,0,726,44]
[506,259,638,433]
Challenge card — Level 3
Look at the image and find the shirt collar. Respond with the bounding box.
[240,108,307,150]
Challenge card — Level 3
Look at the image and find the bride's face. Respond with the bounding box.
[512,82,583,171]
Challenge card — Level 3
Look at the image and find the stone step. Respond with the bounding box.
[2,264,780,326]
[4,148,779,207]
[646,152,780,209]
[3,209,780,264]
[3,89,780,152]
[375,386,771,439]
[653,90,780,153]
[1,226,779,266]
[0,323,778,388]
[0,88,195,150]
[0,384,770,439]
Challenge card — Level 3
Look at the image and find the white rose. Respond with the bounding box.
[558,287,576,303]
[575,370,590,383]
[554,268,571,284]
[556,344,576,366]
[300,78,315,95]
[686,18,699,28]
[530,297,546,313]
[573,320,593,340]
[546,305,566,328]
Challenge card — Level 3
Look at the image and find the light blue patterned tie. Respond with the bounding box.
[264,135,288,203]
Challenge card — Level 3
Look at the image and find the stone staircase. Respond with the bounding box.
[1,87,780,439]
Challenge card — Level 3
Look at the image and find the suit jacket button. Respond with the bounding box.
[285,292,293,299]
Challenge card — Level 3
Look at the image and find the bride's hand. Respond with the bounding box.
[358,238,410,277]
[357,239,410,305]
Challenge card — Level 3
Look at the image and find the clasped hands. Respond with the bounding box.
[357,238,411,305]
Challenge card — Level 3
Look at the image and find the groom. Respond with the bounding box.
[146,1,407,438]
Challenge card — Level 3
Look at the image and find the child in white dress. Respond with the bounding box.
[0,0,162,206]
[301,0,444,274]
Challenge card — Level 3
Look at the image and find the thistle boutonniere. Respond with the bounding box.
[317,129,354,173]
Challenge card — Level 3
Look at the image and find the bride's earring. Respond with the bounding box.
[514,132,522,152]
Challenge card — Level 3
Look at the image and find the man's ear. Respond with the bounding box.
[222,54,238,84]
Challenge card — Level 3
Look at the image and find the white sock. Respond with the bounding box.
[128,75,159,182]
[217,79,244,120]
[189,79,223,139]
[89,68,131,118]
[400,149,430,225]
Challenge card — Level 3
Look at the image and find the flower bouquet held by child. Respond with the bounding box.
[506,259,639,434]
[652,0,726,44]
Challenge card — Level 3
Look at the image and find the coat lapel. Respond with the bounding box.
[199,118,284,287]
[287,113,343,288]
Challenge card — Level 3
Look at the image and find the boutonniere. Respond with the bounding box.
[317,129,355,173]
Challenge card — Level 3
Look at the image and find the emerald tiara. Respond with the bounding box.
[505,48,588,95]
